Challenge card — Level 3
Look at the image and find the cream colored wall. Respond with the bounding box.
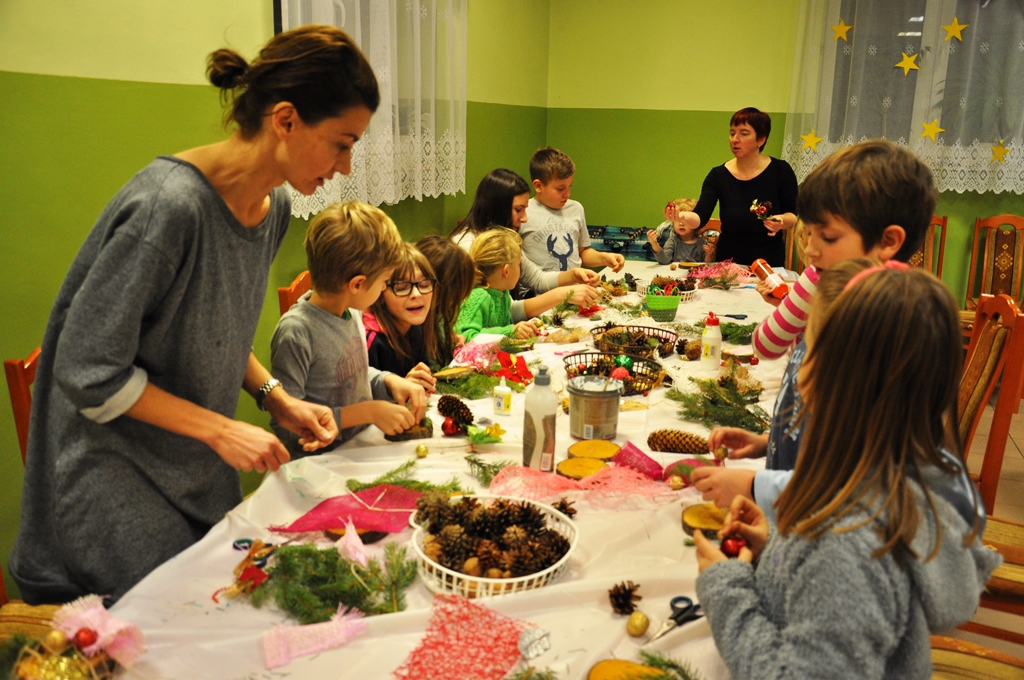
[0,0,274,84]
[546,0,799,111]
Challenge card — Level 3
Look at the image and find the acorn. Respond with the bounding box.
[626,610,650,636]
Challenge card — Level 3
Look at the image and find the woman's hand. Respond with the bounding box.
[703,241,716,262]
[405,362,437,394]
[569,267,600,286]
[763,216,785,237]
[513,321,540,339]
[265,390,339,453]
[694,528,753,573]
[664,201,678,222]
[690,467,757,508]
[384,375,427,422]
[720,496,770,559]
[602,252,626,272]
[707,427,769,459]
[564,285,600,307]
[207,418,292,473]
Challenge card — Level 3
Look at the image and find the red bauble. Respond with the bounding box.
[749,356,760,366]
[441,416,460,436]
[73,627,98,648]
[609,367,630,380]
[720,534,747,559]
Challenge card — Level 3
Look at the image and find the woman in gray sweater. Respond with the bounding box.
[12,26,377,605]
[694,265,1000,679]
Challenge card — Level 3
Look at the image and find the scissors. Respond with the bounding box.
[647,595,704,643]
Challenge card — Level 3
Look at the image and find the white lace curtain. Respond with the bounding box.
[280,0,467,217]
[782,0,1024,194]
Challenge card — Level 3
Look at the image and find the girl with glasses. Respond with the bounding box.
[364,243,441,393]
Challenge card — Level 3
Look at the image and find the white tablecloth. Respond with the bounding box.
[111,261,786,679]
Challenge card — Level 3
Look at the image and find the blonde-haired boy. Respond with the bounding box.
[271,201,427,455]
[519,147,625,282]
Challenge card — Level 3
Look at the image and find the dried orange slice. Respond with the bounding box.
[556,457,607,480]
[567,439,620,461]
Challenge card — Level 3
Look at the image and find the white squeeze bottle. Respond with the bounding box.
[493,377,513,416]
[701,311,722,371]
[523,366,557,472]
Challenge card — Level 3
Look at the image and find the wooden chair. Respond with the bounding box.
[784,220,806,273]
[956,294,1024,646]
[908,214,948,279]
[4,346,41,465]
[960,215,1024,344]
[930,635,1024,678]
[278,270,311,316]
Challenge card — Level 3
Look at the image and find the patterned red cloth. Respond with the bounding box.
[270,484,421,534]
[393,595,531,679]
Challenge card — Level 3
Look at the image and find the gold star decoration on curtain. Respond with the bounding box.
[801,130,824,151]
[991,140,1009,164]
[895,52,920,76]
[920,119,944,142]
[942,17,968,41]
[831,19,853,41]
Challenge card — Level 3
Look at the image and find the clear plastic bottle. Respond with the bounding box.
[701,312,722,371]
[523,366,557,472]
[493,377,512,416]
[750,258,789,299]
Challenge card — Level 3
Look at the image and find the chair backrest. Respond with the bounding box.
[278,271,312,316]
[784,221,805,273]
[964,214,1024,312]
[959,294,1024,513]
[908,215,948,279]
[4,346,40,466]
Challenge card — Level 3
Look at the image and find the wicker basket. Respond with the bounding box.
[410,495,578,598]
[591,325,677,358]
[645,294,681,322]
[562,350,665,395]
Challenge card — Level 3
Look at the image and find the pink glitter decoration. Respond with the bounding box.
[612,441,664,480]
[262,606,366,669]
[488,465,673,507]
[453,341,499,371]
[688,260,753,282]
[52,594,144,668]
[270,484,422,535]
[393,595,531,680]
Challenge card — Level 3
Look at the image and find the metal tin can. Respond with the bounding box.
[567,376,623,440]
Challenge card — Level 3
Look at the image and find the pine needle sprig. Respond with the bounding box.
[670,377,770,432]
[677,321,757,345]
[507,667,560,680]
[250,543,417,624]
[636,650,706,680]
[465,454,513,487]
[346,460,463,494]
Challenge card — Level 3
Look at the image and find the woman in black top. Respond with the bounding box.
[677,107,798,267]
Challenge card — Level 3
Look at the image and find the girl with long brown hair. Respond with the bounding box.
[694,264,999,679]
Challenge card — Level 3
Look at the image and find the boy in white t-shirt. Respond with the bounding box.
[519,147,624,286]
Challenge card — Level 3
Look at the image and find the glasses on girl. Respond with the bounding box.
[387,279,435,297]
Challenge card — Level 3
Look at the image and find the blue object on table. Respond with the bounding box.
[647,595,704,643]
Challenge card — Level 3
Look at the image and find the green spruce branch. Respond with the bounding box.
[346,460,463,494]
[465,453,513,487]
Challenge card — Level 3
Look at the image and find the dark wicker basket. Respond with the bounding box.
[591,325,677,358]
[562,350,665,396]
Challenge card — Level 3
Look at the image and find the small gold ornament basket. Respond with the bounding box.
[410,495,578,598]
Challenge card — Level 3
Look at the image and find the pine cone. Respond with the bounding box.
[436,524,474,570]
[552,498,577,519]
[648,429,708,454]
[415,490,453,534]
[608,580,642,615]
[476,539,504,570]
[513,501,547,531]
[438,395,474,425]
[501,525,528,549]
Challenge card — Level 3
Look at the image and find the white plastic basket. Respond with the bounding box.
[678,288,697,303]
[634,279,649,297]
[410,495,578,598]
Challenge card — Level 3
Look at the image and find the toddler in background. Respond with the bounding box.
[456,229,541,342]
[519,147,625,279]
[647,197,714,264]
[271,201,428,456]
[364,242,439,393]
[414,235,476,364]
[694,264,998,679]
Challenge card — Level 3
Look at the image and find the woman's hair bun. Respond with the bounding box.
[206,49,249,90]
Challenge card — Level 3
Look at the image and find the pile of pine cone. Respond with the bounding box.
[416,492,572,579]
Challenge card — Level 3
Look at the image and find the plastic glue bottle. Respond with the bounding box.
[701,312,722,371]
[523,366,557,472]
[493,377,512,416]
[750,258,789,299]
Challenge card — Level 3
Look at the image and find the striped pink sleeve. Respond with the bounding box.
[752,266,819,360]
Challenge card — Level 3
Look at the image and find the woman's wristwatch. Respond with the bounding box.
[256,378,282,411]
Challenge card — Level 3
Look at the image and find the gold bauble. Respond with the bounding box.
[626,610,650,636]
[415,444,429,458]
[666,475,685,491]
[37,654,92,680]
[43,629,69,653]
